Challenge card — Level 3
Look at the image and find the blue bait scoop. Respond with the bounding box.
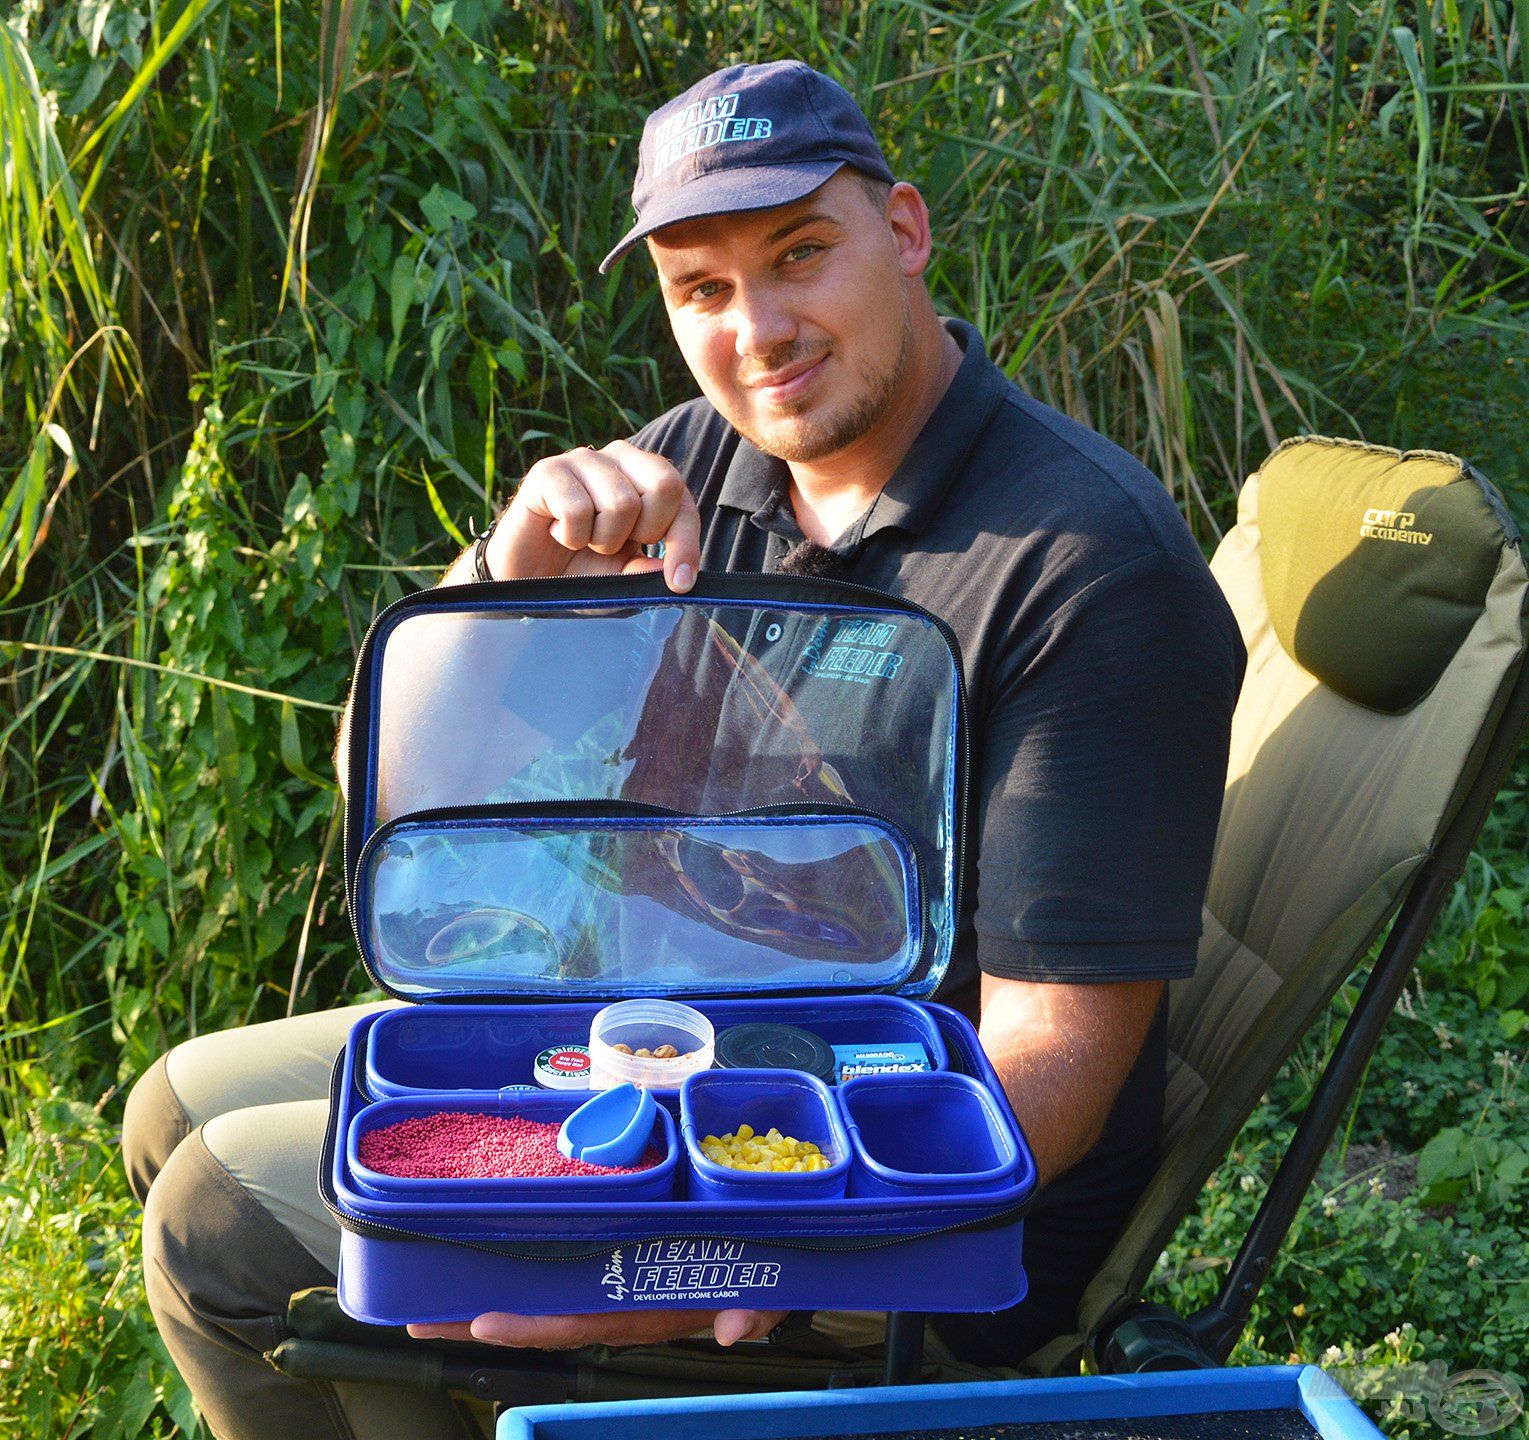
[557,1083,657,1168]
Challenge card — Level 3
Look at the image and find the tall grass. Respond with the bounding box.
[1,1,1526,1433]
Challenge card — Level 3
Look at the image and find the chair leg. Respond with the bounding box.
[882,1311,926,1385]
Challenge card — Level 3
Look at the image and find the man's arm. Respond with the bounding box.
[979,973,1163,1188]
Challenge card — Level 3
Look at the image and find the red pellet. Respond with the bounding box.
[357,1110,661,1180]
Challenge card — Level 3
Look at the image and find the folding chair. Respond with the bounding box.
[272,435,1529,1409]
[1078,435,1529,1373]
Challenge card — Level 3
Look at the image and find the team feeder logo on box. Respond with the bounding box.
[653,92,772,171]
[1360,508,1434,546]
[602,1240,783,1302]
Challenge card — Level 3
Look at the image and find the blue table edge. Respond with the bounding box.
[497,1364,1386,1439]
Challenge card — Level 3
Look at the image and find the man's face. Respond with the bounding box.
[648,171,915,463]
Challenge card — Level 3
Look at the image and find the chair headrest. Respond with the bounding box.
[1254,436,1520,713]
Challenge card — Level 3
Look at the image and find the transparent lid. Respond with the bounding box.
[344,574,967,1000]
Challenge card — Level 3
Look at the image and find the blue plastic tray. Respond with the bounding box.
[345,1091,680,1204]
[364,996,948,1098]
[497,1366,1387,1440]
[323,1000,1035,1324]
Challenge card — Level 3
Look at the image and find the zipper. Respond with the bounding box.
[349,799,924,1001]
[341,573,972,999]
[319,1057,1031,1263]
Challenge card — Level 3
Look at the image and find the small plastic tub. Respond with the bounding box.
[679,1069,850,1202]
[838,1072,1019,1198]
[699,996,949,1077]
[345,1091,679,1204]
[364,1005,593,1097]
[588,1000,715,1091]
[715,1022,837,1084]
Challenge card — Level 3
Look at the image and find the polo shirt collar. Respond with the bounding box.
[715,317,1007,543]
[716,432,789,521]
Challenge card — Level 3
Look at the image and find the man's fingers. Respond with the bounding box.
[526,454,642,557]
[411,1308,787,1351]
[662,496,701,593]
[464,1309,721,1350]
[492,441,696,585]
[522,462,597,553]
[406,1322,478,1342]
[468,1313,596,1350]
[568,449,645,555]
[713,1308,786,1346]
[599,443,700,592]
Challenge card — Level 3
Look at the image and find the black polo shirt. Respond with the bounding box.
[631,317,1245,1362]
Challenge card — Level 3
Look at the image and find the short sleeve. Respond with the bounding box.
[974,551,1245,983]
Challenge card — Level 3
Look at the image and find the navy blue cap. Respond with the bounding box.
[599,61,894,274]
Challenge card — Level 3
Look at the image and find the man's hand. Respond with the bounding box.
[482,440,701,592]
[407,1308,784,1350]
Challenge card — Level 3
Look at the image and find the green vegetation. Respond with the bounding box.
[1,1,1525,1435]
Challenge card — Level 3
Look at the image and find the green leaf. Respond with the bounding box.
[1493,1148,1529,1191]
[1416,1176,1468,1207]
[279,701,333,789]
[210,689,254,955]
[77,0,114,55]
[420,183,476,231]
[1500,970,1529,1010]
[1417,1127,1470,1187]
[389,253,416,340]
[422,469,469,548]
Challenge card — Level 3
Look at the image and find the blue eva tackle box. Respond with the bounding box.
[322,571,1037,1324]
[498,1367,1391,1440]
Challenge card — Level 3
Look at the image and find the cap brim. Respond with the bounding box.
[598,159,848,274]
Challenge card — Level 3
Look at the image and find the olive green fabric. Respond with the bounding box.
[1258,437,1512,713]
[1022,437,1528,1379]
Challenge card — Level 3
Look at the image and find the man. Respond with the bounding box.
[124,60,1244,1440]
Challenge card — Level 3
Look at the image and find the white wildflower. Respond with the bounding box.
[1322,1195,1340,1217]
[1240,1174,1257,1193]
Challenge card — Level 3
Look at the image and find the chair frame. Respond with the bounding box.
[1097,651,1529,1371]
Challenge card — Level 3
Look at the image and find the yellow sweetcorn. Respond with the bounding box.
[703,1122,828,1172]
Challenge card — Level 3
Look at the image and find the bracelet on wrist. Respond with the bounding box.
[471,515,500,583]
